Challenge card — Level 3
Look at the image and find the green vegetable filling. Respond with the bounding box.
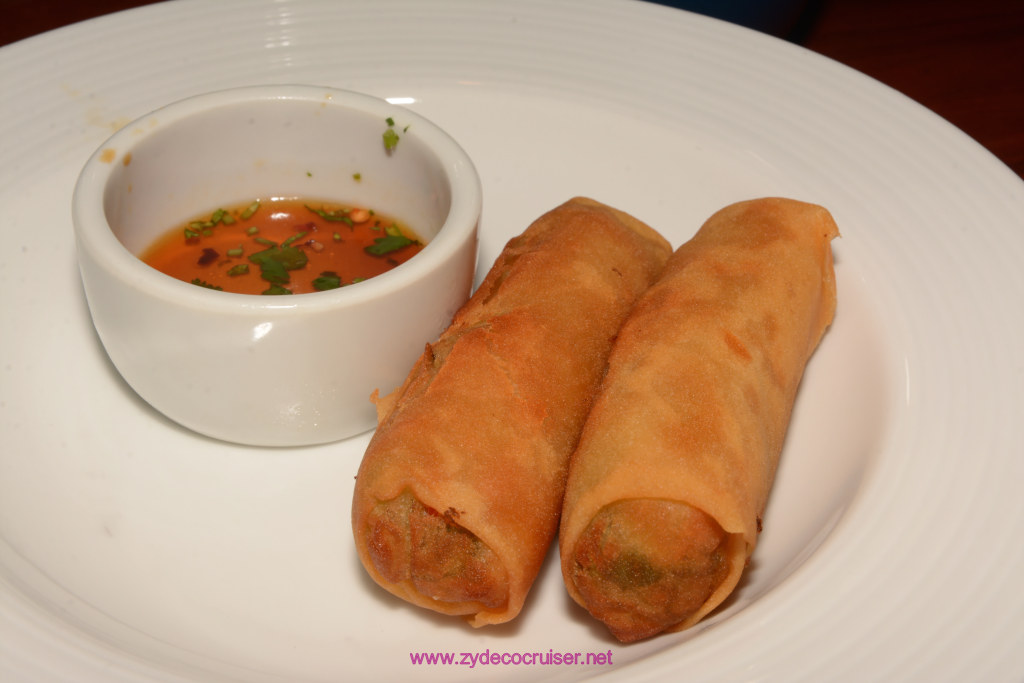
[606,550,663,589]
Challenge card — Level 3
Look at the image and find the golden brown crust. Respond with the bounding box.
[352,197,672,626]
[559,197,839,640]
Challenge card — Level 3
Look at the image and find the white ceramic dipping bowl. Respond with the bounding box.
[73,85,481,447]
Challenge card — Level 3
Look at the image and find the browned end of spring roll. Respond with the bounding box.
[353,197,672,627]
[569,499,739,642]
[559,197,839,642]
[364,490,509,610]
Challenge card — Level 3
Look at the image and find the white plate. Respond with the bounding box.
[2,1,1022,681]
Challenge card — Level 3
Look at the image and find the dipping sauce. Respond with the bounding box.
[140,198,424,295]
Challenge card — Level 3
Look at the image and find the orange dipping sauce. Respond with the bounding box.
[140,198,424,295]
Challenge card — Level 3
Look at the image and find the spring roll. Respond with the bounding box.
[352,197,672,626]
[559,197,839,642]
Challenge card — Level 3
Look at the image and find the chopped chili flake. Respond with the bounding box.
[198,248,219,265]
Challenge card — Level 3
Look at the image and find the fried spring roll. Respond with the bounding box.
[352,197,672,626]
[559,198,839,642]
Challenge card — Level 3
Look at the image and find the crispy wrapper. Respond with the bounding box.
[352,197,672,626]
[559,198,839,642]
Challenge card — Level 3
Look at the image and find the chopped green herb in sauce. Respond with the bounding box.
[366,224,417,255]
[240,201,260,220]
[190,278,222,290]
[312,271,343,291]
[306,205,354,225]
[141,197,424,295]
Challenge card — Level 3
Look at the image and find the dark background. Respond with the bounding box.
[3,0,1021,178]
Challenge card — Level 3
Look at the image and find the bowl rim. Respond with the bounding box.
[72,84,482,315]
